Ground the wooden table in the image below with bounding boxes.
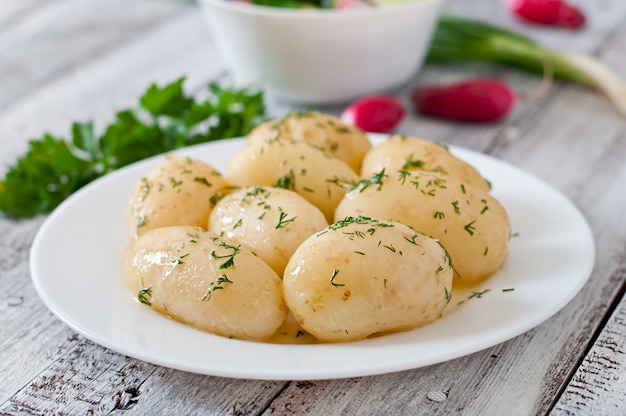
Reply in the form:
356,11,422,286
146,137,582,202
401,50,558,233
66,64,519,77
1,0,625,414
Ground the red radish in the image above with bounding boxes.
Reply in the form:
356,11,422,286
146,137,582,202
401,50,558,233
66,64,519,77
341,95,405,133
510,0,585,29
411,78,516,123
335,0,372,10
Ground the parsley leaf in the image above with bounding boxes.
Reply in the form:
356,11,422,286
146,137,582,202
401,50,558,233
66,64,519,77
0,77,266,217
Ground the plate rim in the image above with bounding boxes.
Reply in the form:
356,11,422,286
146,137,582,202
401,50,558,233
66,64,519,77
29,135,596,380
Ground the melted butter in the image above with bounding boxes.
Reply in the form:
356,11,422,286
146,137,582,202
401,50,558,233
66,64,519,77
451,274,492,292
443,274,497,318
267,275,496,344
134,275,494,345
267,315,318,345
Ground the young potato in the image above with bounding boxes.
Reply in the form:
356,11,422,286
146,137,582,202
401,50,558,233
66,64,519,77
209,186,328,276
123,226,288,341
361,135,491,191
335,170,510,283
225,138,359,222
126,154,228,239
246,111,372,173
283,216,453,343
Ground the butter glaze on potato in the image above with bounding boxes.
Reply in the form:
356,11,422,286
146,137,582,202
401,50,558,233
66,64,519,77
283,216,453,342
209,186,328,275
335,170,510,283
123,226,288,341
225,138,359,222
122,112,512,344
247,111,372,173
361,135,491,191
126,154,228,239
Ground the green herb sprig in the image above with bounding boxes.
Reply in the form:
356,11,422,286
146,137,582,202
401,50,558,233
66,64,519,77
427,14,626,117
0,77,266,217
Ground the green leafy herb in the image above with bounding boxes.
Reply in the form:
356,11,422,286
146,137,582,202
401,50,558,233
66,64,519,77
330,268,344,287
427,14,626,116
401,157,425,170
0,77,266,217
275,169,296,191
210,241,242,269
138,287,153,306
468,289,491,299
351,169,387,193
276,210,296,229
194,177,212,187
464,220,476,236
252,0,334,9
201,273,234,302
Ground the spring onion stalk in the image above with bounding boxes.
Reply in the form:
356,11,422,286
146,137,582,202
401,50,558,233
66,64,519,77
427,14,626,117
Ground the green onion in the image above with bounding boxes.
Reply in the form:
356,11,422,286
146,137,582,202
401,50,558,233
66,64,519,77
427,14,626,117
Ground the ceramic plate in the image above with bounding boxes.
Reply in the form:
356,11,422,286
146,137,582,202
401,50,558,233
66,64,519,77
30,136,595,380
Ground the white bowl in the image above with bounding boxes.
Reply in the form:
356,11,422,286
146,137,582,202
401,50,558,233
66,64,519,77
199,0,446,105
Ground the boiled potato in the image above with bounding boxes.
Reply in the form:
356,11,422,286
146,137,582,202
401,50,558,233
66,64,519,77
247,111,371,173
361,135,490,191
126,154,228,239
283,216,453,342
123,226,288,341
335,170,510,283
226,138,359,222
209,186,328,275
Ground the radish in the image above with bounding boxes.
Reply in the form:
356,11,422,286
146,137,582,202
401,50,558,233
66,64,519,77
335,0,372,10
509,0,585,29
341,95,405,133
411,78,516,123
429,15,626,117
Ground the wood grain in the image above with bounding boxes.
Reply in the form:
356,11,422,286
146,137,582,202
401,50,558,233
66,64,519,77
551,286,626,415
0,0,223,170
1,336,288,415
1,0,626,414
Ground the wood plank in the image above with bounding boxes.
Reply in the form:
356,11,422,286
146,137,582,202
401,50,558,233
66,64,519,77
0,0,188,112
116,370,287,416
0,0,218,405
551,289,626,415
0,338,155,415
0,0,51,27
0,336,288,415
1,0,626,413
262,0,626,414
448,0,626,52
547,23,626,410
0,217,77,403
0,0,225,171
0,1,291,411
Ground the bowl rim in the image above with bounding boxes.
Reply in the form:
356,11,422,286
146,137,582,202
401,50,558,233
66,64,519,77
198,0,446,19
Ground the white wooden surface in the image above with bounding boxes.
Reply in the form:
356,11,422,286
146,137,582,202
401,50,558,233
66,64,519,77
1,0,625,414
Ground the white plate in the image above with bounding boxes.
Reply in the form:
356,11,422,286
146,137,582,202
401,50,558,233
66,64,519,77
30,135,595,380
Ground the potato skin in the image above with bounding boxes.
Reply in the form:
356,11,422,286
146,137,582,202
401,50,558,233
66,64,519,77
335,170,510,283
226,138,359,222
209,186,328,275
126,155,228,239
123,226,288,341
122,115,509,344
361,135,490,191
283,216,453,342
247,111,372,173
